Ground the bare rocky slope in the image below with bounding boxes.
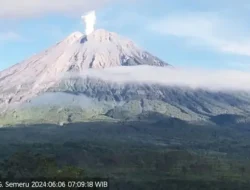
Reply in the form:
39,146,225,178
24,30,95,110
0,29,167,111
0,29,250,126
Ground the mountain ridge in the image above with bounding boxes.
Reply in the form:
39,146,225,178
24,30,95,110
1,29,250,126
0,29,169,110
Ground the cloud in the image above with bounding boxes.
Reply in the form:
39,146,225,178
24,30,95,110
61,65,250,92
149,12,250,56
0,0,115,19
0,32,23,42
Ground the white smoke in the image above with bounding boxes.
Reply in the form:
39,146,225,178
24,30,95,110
81,11,96,35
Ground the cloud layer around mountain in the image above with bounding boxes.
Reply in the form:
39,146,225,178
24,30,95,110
63,65,250,92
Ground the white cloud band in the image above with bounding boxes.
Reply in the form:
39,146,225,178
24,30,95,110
0,0,113,19
149,12,250,57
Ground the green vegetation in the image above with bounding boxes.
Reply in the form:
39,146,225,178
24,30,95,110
1,120,250,189
0,105,115,126
0,98,209,126
0,152,84,179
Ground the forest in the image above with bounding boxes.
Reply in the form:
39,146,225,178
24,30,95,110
1,119,250,189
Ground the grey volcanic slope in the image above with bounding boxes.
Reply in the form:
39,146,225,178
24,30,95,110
52,77,250,120
0,29,250,125
0,29,169,112
2,74,250,125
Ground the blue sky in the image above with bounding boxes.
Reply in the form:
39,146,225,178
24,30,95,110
1,0,250,71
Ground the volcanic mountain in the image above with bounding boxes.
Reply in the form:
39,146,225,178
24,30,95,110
0,29,167,107
0,29,250,125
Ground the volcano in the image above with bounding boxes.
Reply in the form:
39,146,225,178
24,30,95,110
0,29,250,126
0,29,168,109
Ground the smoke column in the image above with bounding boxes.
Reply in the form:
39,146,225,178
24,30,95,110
81,11,96,35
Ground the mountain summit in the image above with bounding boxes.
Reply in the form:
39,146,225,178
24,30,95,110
65,29,168,70
0,29,168,111
0,29,168,90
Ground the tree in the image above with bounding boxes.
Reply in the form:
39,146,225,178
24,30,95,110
181,166,188,176
239,166,246,176
0,152,84,179
57,166,84,178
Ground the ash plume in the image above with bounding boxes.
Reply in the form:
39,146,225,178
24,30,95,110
81,11,96,35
